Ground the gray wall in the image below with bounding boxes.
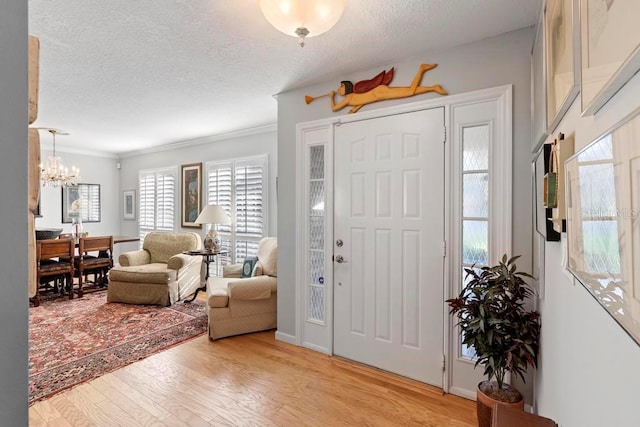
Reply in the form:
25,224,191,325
36,150,120,240
276,26,534,392
118,129,278,249
0,0,28,424
535,73,640,426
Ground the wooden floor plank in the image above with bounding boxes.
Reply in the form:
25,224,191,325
30,331,476,426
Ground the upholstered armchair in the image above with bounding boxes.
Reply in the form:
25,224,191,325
107,231,202,306
206,237,277,340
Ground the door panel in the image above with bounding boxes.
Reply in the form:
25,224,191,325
333,107,445,386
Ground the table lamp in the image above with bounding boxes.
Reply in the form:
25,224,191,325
194,205,231,251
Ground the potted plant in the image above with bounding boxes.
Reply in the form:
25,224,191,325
446,255,540,427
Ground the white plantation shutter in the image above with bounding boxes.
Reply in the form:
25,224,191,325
207,164,233,234
77,184,100,222
206,156,268,274
139,168,176,242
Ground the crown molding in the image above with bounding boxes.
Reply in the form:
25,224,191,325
39,142,119,159
118,123,277,159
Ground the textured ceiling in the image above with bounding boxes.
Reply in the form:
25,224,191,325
29,0,541,155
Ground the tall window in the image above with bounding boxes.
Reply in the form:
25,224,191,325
139,168,177,242
206,156,267,273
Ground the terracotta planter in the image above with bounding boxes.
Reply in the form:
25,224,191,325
476,380,524,427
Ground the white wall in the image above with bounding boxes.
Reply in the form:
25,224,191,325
276,27,535,396
0,0,28,423
36,149,120,238
535,73,640,427
117,128,278,252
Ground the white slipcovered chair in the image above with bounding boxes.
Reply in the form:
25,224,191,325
206,237,277,340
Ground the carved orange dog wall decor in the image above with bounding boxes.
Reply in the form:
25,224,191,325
305,63,447,113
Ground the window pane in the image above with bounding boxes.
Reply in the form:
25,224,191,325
235,239,260,261
310,181,324,215
582,221,621,274
235,165,264,236
310,217,324,250
309,250,324,285
463,220,488,265
310,145,324,180
309,285,325,322
463,125,489,171
463,173,489,218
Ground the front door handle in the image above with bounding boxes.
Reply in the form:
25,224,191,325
335,255,348,263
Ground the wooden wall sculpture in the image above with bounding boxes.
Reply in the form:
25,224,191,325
305,63,447,114
28,35,40,301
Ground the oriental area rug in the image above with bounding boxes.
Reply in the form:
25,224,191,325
29,291,207,404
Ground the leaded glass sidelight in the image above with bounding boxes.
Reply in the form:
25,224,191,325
460,124,490,360
308,145,325,322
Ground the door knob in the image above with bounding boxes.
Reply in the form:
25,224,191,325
335,255,348,263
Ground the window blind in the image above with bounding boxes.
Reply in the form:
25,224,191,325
206,156,267,273
139,168,176,242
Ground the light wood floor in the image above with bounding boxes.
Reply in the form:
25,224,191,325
31,287,475,426
29,329,476,426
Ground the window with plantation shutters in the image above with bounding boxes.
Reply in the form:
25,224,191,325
138,168,177,243
206,156,268,275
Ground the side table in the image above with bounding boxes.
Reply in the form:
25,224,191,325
183,249,225,303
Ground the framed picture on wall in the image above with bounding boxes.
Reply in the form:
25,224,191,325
565,107,640,346
123,190,135,220
61,183,101,223
544,0,580,133
531,4,547,153
181,163,202,228
580,0,640,115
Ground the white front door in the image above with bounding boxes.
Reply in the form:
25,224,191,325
333,107,445,386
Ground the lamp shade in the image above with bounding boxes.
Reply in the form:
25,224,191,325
194,205,231,225
259,0,345,42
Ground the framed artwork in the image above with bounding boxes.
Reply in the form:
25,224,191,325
565,107,640,346
531,4,547,153
123,190,135,220
533,144,561,241
61,183,101,223
581,0,640,115
544,0,580,133
181,163,202,228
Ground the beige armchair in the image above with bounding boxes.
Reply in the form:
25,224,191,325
207,237,277,340
107,231,202,306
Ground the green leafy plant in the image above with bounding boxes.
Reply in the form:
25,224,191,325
446,255,540,392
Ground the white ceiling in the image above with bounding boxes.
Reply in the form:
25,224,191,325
29,0,541,155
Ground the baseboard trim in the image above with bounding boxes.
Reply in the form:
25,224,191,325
449,386,476,401
302,341,330,355
275,330,297,345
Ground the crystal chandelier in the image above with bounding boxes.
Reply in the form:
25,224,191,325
40,129,80,187
259,0,346,47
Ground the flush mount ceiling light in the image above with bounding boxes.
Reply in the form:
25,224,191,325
259,0,346,47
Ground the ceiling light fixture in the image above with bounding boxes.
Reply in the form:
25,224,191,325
40,129,80,187
259,0,346,47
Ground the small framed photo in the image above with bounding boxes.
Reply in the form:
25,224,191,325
123,190,135,220
181,163,202,228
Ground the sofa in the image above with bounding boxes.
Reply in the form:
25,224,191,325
206,237,277,340
107,231,202,306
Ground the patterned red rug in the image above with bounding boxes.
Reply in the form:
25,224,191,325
29,291,207,404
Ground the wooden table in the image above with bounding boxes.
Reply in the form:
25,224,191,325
112,235,140,244
182,249,226,303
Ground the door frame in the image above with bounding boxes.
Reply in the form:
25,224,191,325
294,84,513,395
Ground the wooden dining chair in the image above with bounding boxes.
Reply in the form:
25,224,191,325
74,236,113,297
34,238,75,306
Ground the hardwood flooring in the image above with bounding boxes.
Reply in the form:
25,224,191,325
29,330,476,426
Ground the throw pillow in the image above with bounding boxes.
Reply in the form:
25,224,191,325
242,256,258,278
